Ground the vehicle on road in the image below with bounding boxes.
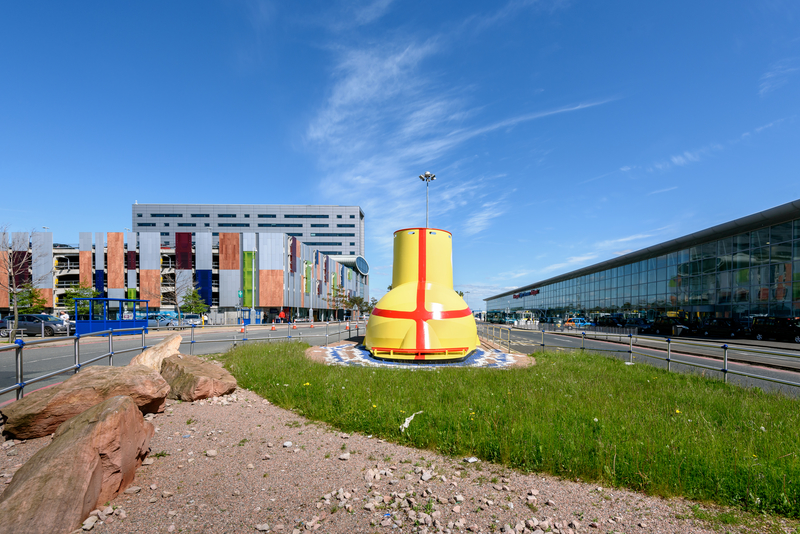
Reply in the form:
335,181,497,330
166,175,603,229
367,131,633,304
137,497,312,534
693,318,744,338
624,318,651,331
750,316,800,343
0,314,69,337
564,318,593,329
649,316,691,336
596,315,624,327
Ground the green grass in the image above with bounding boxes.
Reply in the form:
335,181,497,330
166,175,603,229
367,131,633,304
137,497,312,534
220,341,800,518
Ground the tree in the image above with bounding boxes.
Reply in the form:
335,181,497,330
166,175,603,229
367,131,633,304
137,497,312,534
180,288,209,315
61,284,100,316
456,290,464,297
1,227,53,340
158,272,202,325
15,283,46,313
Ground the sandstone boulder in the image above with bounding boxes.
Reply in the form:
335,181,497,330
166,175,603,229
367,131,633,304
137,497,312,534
0,395,154,534
0,365,169,440
160,354,237,401
128,333,182,371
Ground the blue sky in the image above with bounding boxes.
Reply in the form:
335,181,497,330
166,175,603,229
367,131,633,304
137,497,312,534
2,1,799,308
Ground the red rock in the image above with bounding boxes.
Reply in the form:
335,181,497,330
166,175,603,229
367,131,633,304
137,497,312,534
160,354,237,401
0,365,169,440
0,395,154,534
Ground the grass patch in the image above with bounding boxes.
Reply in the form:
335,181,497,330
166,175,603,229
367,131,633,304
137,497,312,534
221,341,800,518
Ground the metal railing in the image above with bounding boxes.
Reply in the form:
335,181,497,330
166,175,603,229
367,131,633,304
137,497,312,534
498,325,800,390
479,324,512,353
1,320,366,401
150,319,367,355
0,327,149,400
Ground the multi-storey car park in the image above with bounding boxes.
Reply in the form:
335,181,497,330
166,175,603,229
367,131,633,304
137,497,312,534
1,230,369,324
485,199,800,325
132,203,365,258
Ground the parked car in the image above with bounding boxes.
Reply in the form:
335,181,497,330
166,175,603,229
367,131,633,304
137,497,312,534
624,317,651,330
168,314,202,327
649,317,691,336
564,318,593,329
596,316,624,327
0,314,69,337
693,318,744,338
750,316,800,343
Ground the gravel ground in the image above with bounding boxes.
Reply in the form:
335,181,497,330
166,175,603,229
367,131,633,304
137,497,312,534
1,367,795,534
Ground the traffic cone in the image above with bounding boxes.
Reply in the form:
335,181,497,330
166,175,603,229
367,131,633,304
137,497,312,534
345,325,350,331
271,324,276,331
240,326,245,333
292,324,297,330
310,323,314,328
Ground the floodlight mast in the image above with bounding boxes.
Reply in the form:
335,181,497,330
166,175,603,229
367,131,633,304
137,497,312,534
419,171,436,228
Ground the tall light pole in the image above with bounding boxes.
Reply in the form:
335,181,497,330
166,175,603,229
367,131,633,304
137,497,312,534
419,171,436,228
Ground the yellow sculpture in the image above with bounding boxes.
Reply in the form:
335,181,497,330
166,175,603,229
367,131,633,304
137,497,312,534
365,228,478,361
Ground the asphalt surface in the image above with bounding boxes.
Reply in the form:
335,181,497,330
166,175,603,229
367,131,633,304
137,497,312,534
0,322,360,405
485,324,800,397
3,320,800,404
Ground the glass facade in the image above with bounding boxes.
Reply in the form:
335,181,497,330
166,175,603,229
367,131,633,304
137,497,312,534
487,217,800,323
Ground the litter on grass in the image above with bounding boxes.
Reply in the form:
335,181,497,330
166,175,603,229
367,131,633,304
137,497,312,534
399,411,424,433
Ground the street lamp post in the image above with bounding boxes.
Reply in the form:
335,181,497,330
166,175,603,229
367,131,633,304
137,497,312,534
418,171,436,228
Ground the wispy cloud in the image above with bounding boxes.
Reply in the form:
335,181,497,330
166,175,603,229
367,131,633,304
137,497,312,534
306,35,612,256
759,58,799,96
647,186,678,195
594,233,654,248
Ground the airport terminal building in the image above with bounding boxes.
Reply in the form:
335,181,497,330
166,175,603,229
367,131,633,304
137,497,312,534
486,199,800,323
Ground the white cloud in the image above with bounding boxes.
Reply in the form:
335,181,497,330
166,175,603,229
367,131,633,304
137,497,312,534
619,166,631,171
759,58,799,97
646,186,678,196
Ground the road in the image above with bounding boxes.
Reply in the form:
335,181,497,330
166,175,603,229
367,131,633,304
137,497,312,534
0,322,359,404
489,325,800,397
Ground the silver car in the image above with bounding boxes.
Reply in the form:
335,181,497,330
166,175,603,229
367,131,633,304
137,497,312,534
0,314,69,337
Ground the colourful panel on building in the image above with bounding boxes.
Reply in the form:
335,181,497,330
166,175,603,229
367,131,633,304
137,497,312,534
175,232,193,270
259,270,283,307
196,270,212,305
0,247,7,308
140,270,161,307
79,251,93,287
107,232,124,289
243,251,255,308
219,233,240,271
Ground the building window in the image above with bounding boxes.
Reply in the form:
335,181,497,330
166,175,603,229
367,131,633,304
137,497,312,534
311,224,329,227
258,223,303,227
257,214,276,218
137,213,143,217
350,242,355,246
350,251,355,255
164,223,169,227
212,232,219,236
161,232,170,236
151,213,183,217
244,214,250,218
190,214,210,218
137,223,156,227
218,214,236,218
303,242,342,246
287,233,303,237
177,223,196,227
309,233,355,237
350,215,355,218
218,223,250,227
285,214,329,218
337,224,355,227
336,215,342,219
